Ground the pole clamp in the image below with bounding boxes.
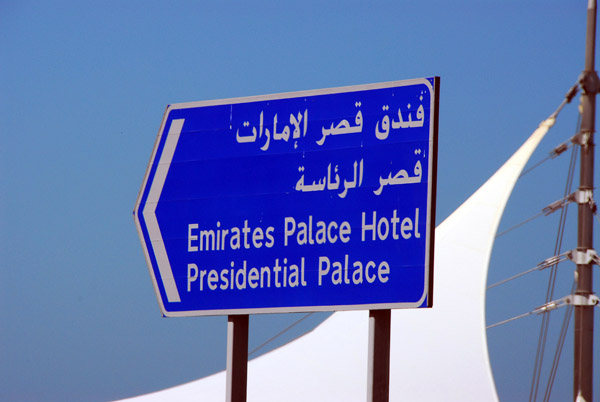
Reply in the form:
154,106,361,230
567,249,600,265
579,70,600,95
573,189,594,204
565,294,600,307
572,131,593,147
571,189,597,214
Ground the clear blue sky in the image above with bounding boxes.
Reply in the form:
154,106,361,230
1,1,597,401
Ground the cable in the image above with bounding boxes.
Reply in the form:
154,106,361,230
520,156,553,178
487,252,570,290
529,123,579,402
519,141,572,178
496,211,545,238
497,190,580,239
487,311,535,329
519,80,578,179
248,313,315,357
542,115,582,400
530,145,576,402
487,298,567,329
542,282,576,402
487,266,543,290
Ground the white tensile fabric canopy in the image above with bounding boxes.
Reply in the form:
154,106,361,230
119,118,554,402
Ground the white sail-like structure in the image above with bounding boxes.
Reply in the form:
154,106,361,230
119,118,555,402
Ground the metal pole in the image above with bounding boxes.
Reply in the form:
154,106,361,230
226,314,249,402
367,309,391,402
575,1,597,400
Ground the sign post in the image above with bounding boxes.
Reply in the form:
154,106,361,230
368,309,391,402
226,314,249,402
134,77,439,400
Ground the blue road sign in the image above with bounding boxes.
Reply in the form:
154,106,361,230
134,78,439,317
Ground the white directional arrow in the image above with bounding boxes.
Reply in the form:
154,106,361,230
136,118,185,304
